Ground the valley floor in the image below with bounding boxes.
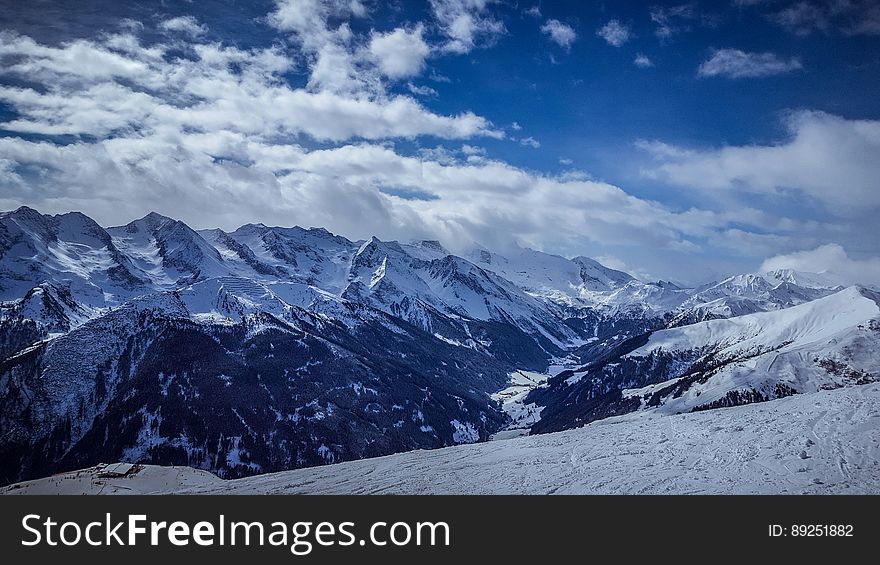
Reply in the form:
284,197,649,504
5,384,880,495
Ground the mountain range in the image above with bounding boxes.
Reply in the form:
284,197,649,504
1,206,876,485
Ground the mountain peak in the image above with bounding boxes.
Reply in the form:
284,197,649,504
10,205,43,218
3,206,54,230
139,211,175,226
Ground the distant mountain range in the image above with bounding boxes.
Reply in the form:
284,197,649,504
1,206,876,485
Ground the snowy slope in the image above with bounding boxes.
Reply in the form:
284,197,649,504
6,383,879,495
462,243,838,326
672,271,841,323
466,244,634,305
217,223,358,292
0,207,145,305
489,367,563,440
0,283,95,333
343,237,583,348
637,285,876,356
626,286,880,414
531,286,880,434
107,212,231,286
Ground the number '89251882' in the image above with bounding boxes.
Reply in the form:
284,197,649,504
791,524,853,537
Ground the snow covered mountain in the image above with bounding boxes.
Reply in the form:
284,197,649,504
1,205,877,486
530,286,880,433
107,212,232,286
0,207,146,306
669,271,842,326
465,244,634,304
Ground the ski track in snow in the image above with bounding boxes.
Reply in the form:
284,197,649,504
6,384,879,495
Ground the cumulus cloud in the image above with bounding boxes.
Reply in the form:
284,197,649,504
519,136,540,148
369,25,431,79
596,20,631,47
638,111,880,217
269,0,367,43
429,0,505,54
158,16,207,37
0,31,499,141
541,19,577,49
698,48,802,78
268,0,372,94
761,244,880,286
634,53,654,67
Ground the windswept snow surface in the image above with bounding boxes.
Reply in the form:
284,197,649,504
6,383,880,495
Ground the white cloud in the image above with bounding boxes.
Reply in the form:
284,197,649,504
770,0,880,36
429,0,505,54
461,144,486,156
634,53,654,68
519,136,540,148
269,0,367,46
559,157,573,165
650,3,698,38
119,19,145,33
407,82,438,96
0,32,155,82
638,111,880,217
541,19,577,49
0,31,501,142
698,48,802,78
596,20,631,47
268,0,370,94
524,5,541,18
369,25,431,79
761,244,880,286
158,16,207,37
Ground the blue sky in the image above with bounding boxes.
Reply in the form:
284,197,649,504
1,0,879,284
